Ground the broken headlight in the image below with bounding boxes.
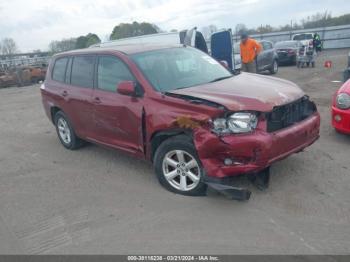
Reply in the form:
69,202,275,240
336,93,350,109
212,112,258,134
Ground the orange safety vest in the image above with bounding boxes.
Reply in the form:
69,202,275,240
240,38,262,64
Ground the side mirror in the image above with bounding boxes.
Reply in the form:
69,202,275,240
117,81,136,96
220,60,229,69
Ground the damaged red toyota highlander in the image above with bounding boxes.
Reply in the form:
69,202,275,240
41,44,320,197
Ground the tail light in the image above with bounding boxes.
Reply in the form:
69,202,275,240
288,49,295,54
309,40,313,47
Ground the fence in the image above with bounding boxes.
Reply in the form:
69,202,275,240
0,56,50,70
232,24,350,49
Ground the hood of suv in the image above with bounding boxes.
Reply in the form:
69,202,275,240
168,73,305,112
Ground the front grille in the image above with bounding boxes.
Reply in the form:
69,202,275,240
266,96,317,132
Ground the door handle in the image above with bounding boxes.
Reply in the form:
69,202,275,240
61,91,68,97
94,97,101,104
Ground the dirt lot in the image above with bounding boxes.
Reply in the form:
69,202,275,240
0,49,349,255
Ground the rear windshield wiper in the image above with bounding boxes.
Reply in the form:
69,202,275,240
209,75,233,83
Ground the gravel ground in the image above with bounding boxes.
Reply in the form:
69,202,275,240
0,49,349,255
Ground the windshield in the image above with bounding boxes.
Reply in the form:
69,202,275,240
293,34,313,41
131,47,232,92
275,41,298,48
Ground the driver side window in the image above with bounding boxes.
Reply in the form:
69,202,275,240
97,56,134,92
262,42,272,50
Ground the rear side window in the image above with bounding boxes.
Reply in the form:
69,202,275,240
52,57,68,82
97,56,134,92
71,56,95,88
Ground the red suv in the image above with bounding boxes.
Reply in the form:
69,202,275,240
41,44,320,196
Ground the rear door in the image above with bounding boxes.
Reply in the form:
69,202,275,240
50,55,95,139
210,30,234,70
66,55,96,138
180,28,196,46
91,54,144,155
179,28,208,54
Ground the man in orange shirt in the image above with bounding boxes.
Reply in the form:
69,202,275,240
240,33,262,73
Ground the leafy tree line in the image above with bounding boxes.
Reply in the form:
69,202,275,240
48,22,160,54
48,33,101,54
235,11,350,35
110,22,160,40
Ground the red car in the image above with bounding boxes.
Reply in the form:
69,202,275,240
41,44,320,196
332,79,350,134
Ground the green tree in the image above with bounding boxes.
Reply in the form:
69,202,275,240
75,36,88,49
110,22,159,40
85,33,101,47
75,33,101,49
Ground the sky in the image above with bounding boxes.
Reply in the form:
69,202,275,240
0,0,349,52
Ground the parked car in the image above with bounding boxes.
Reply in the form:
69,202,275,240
0,67,33,87
256,40,279,74
292,33,314,48
0,70,16,88
275,40,301,65
230,40,278,74
41,44,320,196
332,79,350,134
27,65,47,83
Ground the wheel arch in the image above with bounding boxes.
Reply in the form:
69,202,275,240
50,106,62,124
150,129,193,162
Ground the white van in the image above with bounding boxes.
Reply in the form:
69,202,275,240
93,28,241,72
292,33,314,48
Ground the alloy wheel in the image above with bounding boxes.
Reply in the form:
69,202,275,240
162,150,201,191
57,118,71,144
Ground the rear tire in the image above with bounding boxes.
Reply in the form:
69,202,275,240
54,111,84,150
153,135,207,196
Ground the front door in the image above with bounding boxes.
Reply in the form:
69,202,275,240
210,30,234,70
91,55,144,155
257,41,273,71
256,41,267,71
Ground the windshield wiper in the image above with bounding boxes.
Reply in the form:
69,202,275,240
209,75,233,83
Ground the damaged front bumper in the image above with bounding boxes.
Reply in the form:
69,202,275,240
194,112,320,179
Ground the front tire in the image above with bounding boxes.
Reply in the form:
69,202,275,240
153,135,207,196
269,60,278,74
54,111,84,150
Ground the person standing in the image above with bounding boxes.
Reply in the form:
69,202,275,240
313,33,322,53
240,33,262,73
